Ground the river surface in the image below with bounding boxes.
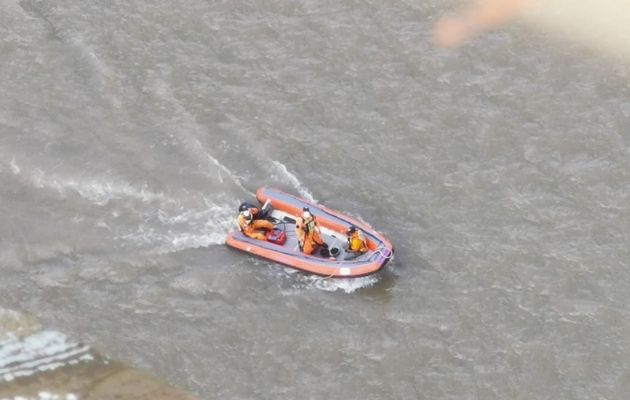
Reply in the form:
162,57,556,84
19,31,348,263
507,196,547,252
2,1,630,399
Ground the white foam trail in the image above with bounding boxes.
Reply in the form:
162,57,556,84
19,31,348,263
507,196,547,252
118,225,227,253
179,127,249,193
1,393,78,400
55,26,122,110
278,271,380,293
9,157,176,206
0,331,93,383
48,176,168,206
10,158,20,174
117,201,236,253
66,34,116,97
270,161,316,202
310,275,380,293
148,79,251,196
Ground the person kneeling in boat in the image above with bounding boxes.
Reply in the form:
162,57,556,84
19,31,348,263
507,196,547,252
344,225,368,260
296,207,328,256
238,203,274,240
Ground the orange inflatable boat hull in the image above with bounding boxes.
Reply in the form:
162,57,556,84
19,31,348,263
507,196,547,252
225,187,394,278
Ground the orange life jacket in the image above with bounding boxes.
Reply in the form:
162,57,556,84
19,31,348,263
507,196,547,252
238,207,260,234
348,230,368,252
295,215,323,251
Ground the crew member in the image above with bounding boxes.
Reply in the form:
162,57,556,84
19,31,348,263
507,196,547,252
237,202,274,240
344,225,368,260
295,207,327,255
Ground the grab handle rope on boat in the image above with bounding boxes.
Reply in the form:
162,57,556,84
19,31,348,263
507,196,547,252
372,247,393,260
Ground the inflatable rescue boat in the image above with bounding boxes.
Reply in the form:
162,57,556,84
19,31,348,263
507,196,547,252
225,187,394,277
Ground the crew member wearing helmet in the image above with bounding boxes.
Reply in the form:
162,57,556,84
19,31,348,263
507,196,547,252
344,225,368,260
237,202,274,240
295,207,327,255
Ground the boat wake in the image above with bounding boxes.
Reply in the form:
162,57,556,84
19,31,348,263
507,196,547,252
309,275,380,293
117,201,236,254
8,157,176,206
277,268,380,293
6,157,237,255
269,161,316,203
144,76,252,197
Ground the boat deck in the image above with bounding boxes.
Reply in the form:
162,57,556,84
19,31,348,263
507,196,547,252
267,210,369,261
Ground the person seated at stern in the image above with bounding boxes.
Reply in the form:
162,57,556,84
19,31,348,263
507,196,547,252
237,202,274,240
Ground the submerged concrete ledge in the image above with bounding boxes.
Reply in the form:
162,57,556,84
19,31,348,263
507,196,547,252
0,308,197,400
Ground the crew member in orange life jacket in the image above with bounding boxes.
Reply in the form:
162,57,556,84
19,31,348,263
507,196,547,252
344,225,368,260
295,207,327,255
237,202,274,240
